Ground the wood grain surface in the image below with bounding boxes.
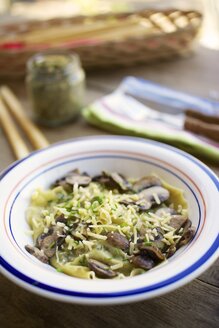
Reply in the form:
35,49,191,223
0,46,218,328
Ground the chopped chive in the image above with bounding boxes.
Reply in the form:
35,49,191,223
49,241,56,249
144,241,152,246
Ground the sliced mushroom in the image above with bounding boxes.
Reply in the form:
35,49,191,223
55,214,67,224
55,169,91,188
182,219,192,232
119,186,169,211
133,175,162,192
139,225,147,237
152,227,167,251
53,177,72,192
136,202,151,211
70,221,88,240
110,172,132,191
136,237,144,245
37,234,57,257
65,169,91,186
25,245,48,264
137,226,166,250
93,171,131,192
155,207,176,217
92,172,116,188
37,226,65,258
131,255,155,270
166,244,177,258
139,186,170,204
107,232,129,251
92,174,111,185
87,259,117,278
177,228,195,248
37,229,52,248
136,186,170,210
169,215,188,231
119,200,136,206
138,245,165,261
69,222,79,232
152,239,166,251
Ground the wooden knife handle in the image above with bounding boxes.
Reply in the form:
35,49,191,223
185,109,219,125
184,116,219,142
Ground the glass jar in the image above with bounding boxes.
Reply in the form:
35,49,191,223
26,51,85,126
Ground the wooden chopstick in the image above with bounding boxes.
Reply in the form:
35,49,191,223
0,86,49,149
0,97,29,159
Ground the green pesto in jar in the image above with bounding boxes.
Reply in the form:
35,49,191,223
26,52,85,126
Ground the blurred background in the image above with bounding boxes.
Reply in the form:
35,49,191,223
0,0,219,81
1,0,219,164
0,0,219,50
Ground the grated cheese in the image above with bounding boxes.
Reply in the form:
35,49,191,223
153,192,161,205
27,172,189,280
110,262,124,270
87,231,107,240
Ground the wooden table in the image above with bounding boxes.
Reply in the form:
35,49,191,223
0,46,218,328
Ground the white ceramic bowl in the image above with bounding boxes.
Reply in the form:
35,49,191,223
0,136,218,305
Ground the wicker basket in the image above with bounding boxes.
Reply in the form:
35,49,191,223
0,9,202,78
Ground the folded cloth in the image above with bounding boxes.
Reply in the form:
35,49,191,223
83,77,219,164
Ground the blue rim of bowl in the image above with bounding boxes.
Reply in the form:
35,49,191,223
0,136,219,300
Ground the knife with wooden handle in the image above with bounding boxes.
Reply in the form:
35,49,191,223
185,109,219,125
184,109,219,142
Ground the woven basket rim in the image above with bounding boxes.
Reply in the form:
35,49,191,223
0,8,202,30
0,8,202,55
